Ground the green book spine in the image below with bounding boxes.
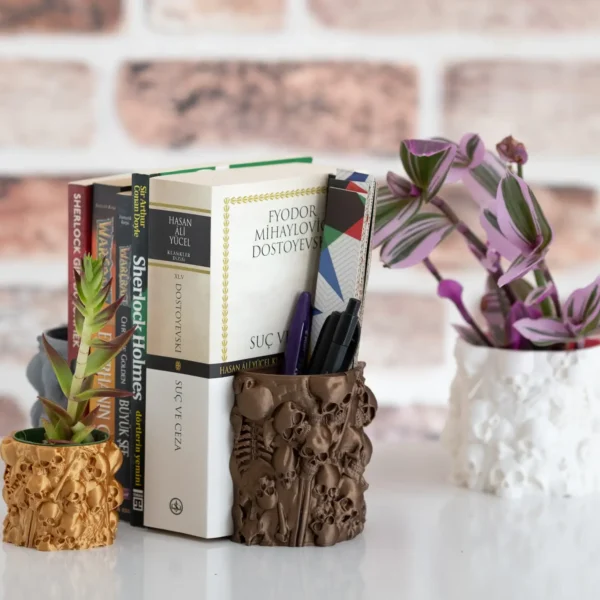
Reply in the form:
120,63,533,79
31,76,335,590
130,174,149,527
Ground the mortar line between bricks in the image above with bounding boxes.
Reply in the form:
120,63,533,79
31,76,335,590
1,34,600,62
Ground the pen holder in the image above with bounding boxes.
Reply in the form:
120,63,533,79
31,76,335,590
229,362,377,547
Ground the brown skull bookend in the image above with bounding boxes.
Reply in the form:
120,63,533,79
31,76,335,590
230,362,377,547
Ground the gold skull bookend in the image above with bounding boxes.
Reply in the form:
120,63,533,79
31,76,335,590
1,428,123,551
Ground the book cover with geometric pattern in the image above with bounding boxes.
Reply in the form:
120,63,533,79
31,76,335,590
309,171,377,356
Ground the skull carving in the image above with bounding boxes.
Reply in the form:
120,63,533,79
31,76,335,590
300,423,332,476
33,447,55,476
57,512,83,540
86,482,107,515
59,479,85,515
337,426,365,481
47,454,66,479
34,534,53,552
255,475,278,511
25,474,51,506
335,476,362,526
311,514,339,547
37,501,61,529
107,482,124,512
83,454,109,482
309,375,351,414
355,385,378,428
273,402,310,446
313,464,340,504
235,377,274,422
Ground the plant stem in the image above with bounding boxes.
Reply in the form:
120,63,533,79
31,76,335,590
423,258,442,282
517,164,523,178
430,195,518,305
423,258,493,347
430,196,487,256
67,320,91,421
533,269,555,317
540,261,562,318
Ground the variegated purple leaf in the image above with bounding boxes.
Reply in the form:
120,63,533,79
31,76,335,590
399,139,457,202
563,277,600,333
512,317,574,346
373,195,422,248
446,133,486,183
386,171,414,198
462,151,506,210
453,324,486,347
498,252,545,287
496,172,553,254
381,213,454,268
525,283,555,307
480,209,521,261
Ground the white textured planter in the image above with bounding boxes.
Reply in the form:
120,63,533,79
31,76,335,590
441,338,600,498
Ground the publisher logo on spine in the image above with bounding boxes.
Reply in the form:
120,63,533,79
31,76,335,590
169,497,183,515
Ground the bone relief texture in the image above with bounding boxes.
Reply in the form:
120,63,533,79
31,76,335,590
2,433,124,550
230,363,377,547
442,339,600,498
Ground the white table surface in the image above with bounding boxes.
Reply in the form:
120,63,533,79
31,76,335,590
2,440,600,600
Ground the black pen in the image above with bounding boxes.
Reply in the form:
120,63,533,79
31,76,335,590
307,312,341,375
320,298,361,375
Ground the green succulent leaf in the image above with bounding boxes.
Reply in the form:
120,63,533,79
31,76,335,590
74,296,87,318
75,307,85,338
39,396,74,427
42,335,73,398
41,418,58,440
80,406,100,427
74,270,88,303
71,423,95,444
90,281,112,312
91,297,124,330
84,327,137,378
75,388,133,402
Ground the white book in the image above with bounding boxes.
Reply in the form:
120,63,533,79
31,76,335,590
144,162,334,538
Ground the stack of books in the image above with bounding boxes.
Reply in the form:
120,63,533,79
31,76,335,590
67,157,376,538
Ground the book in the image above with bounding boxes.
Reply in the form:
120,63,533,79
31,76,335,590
130,157,314,529
116,190,134,519
309,171,377,356
144,161,333,538
91,182,132,520
67,175,130,364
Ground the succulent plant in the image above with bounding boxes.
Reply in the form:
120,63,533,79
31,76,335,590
40,255,135,443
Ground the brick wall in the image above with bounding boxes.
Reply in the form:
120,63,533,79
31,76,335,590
1,0,599,439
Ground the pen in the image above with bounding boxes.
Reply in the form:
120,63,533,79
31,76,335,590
283,292,312,375
320,298,361,375
306,311,341,375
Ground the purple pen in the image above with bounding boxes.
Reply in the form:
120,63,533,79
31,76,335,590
283,292,312,375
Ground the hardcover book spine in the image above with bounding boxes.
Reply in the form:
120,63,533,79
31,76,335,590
116,195,133,520
67,183,92,364
90,187,117,442
130,174,149,527
145,183,213,538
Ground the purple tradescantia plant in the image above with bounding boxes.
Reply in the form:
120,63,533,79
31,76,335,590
375,132,600,352
514,278,600,346
400,139,457,202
